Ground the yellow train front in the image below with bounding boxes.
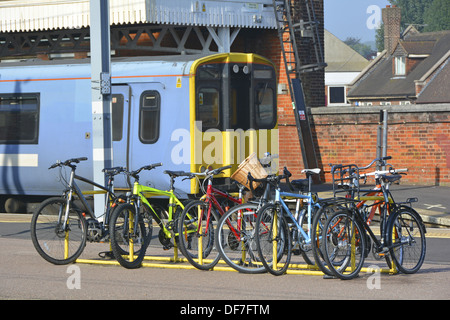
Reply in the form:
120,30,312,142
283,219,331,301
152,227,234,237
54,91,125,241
188,53,279,194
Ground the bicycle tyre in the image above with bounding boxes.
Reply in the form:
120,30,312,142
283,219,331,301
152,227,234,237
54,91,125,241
109,203,151,269
255,203,291,276
321,209,366,280
387,206,426,274
31,197,87,265
311,205,337,276
215,203,267,274
178,200,221,270
297,206,320,266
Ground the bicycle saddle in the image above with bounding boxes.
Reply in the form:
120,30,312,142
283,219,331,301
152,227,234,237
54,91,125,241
301,168,321,175
382,174,402,183
163,170,190,178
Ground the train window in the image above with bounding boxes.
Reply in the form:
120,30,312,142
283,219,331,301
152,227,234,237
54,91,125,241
254,69,272,79
197,87,220,130
197,64,221,80
0,93,39,144
139,91,160,144
255,83,276,129
112,94,124,141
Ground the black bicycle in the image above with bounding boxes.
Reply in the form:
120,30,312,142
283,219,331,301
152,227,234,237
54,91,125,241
321,157,427,280
30,157,136,265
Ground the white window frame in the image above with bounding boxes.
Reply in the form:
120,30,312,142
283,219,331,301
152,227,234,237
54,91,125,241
327,85,349,106
395,56,406,76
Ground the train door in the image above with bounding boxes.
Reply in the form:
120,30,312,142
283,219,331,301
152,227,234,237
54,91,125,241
111,85,130,188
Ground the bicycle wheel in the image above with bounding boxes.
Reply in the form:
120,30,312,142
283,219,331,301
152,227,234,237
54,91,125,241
255,203,291,276
311,204,338,276
31,197,87,265
109,203,151,269
387,207,426,274
215,203,266,274
322,209,366,280
297,206,319,266
178,200,221,270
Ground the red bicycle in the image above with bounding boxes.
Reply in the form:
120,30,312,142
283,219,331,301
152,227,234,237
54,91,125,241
177,165,244,270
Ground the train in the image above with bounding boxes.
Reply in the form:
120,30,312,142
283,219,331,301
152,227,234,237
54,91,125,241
0,52,279,212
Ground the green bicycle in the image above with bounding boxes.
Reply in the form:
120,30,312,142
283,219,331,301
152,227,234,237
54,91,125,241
109,163,190,269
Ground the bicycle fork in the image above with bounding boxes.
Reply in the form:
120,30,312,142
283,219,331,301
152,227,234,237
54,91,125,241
60,168,77,259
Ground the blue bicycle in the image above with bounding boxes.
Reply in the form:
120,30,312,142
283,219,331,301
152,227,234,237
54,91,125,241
254,167,324,275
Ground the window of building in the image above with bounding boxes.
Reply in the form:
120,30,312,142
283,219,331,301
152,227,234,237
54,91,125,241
395,56,406,76
328,86,346,105
139,91,160,144
0,93,40,144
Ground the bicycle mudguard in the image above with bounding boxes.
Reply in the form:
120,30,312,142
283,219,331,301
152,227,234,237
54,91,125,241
387,205,427,234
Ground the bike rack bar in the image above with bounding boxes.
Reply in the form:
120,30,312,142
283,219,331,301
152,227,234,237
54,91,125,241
75,253,398,275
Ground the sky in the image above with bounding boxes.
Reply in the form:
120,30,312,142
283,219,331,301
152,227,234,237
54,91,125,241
324,0,391,44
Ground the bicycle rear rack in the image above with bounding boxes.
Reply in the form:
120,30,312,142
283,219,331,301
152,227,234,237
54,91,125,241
331,164,361,200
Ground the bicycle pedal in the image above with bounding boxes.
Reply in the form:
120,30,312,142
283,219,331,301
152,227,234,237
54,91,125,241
292,249,301,255
98,251,115,259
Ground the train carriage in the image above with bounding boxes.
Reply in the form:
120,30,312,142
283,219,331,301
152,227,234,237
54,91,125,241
0,52,278,212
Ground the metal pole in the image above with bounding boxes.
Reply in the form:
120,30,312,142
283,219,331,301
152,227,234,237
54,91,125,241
382,110,388,170
90,0,113,219
376,110,383,170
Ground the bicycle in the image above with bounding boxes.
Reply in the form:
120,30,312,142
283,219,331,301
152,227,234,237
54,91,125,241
215,170,285,274
30,157,129,265
321,157,426,280
310,159,407,278
254,166,329,275
177,165,244,270
109,163,191,269
213,153,283,274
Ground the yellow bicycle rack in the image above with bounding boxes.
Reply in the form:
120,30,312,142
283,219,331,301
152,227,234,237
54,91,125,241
74,192,397,276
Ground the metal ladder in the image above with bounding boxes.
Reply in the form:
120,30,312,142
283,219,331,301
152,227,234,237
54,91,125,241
272,0,326,170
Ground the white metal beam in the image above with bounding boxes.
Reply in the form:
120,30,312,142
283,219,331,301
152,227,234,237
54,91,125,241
90,0,113,219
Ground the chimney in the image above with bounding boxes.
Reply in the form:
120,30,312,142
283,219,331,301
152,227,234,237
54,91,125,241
382,5,401,54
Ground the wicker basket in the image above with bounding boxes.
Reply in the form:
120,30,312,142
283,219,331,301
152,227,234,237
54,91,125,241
231,153,268,190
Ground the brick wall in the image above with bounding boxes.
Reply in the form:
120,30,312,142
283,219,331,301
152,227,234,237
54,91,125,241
309,104,450,186
242,2,448,187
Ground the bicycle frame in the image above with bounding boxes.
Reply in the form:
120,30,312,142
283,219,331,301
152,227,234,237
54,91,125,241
130,181,185,240
198,182,243,234
61,167,115,231
356,180,397,254
275,187,321,246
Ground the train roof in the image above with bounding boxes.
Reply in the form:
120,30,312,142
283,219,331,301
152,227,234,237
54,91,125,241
0,54,207,68
0,53,274,81
1,52,273,67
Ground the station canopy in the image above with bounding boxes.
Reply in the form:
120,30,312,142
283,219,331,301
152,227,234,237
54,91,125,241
0,0,278,32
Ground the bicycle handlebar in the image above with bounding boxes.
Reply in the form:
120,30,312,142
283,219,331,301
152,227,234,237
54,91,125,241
102,166,128,176
247,166,292,193
359,156,392,170
193,165,232,178
330,156,392,175
49,157,88,169
360,167,408,178
130,162,163,178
